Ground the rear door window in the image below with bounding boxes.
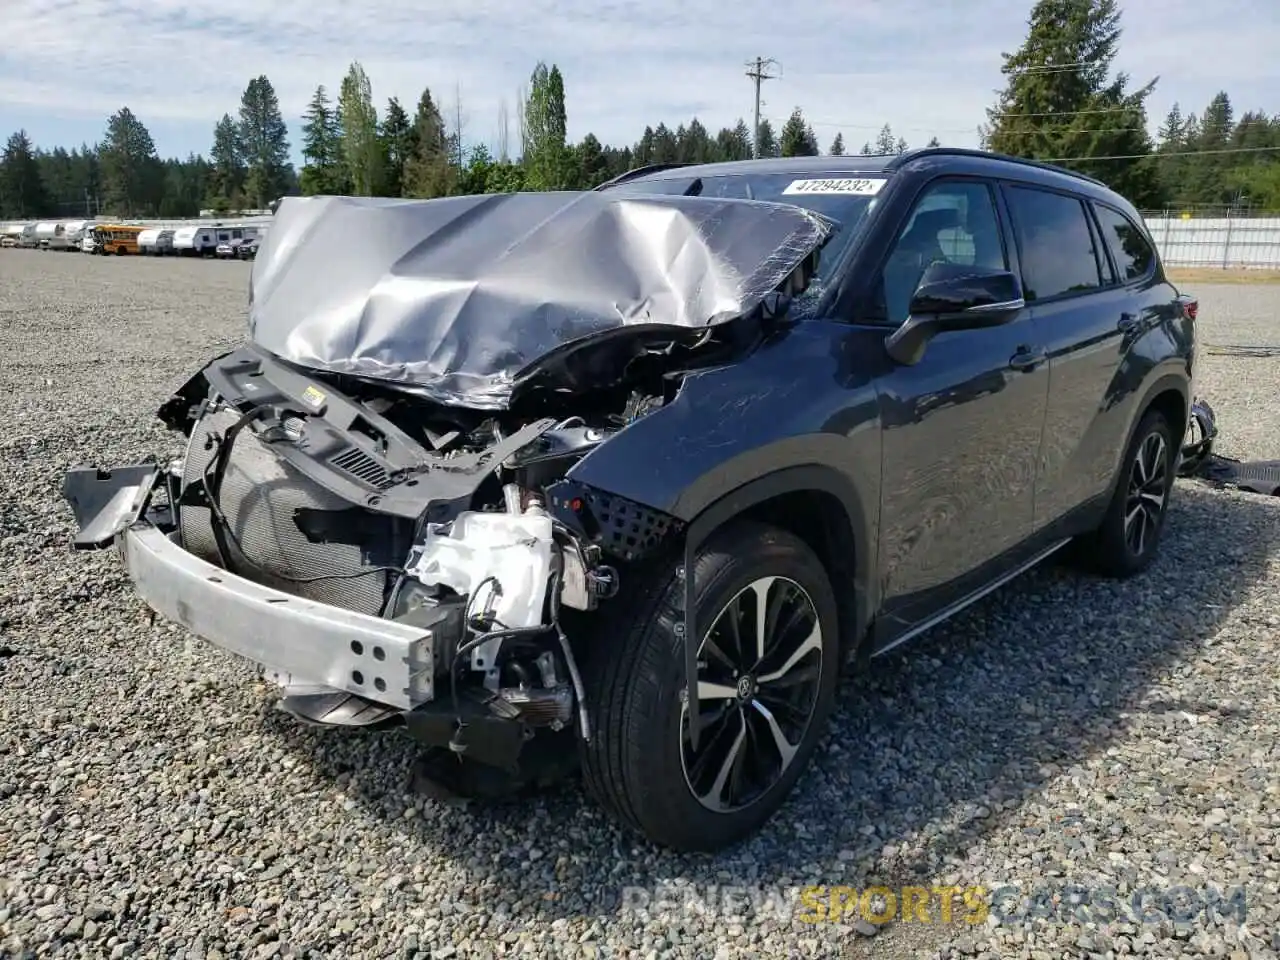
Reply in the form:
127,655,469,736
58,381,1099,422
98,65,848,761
1003,185,1104,301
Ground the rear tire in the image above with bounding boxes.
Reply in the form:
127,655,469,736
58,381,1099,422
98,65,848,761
1076,408,1176,578
579,520,840,852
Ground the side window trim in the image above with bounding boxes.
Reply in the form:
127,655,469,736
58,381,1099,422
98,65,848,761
1083,200,1117,287
1090,200,1158,286
997,180,1108,306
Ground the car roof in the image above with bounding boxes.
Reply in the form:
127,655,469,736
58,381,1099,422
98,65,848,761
631,155,897,180
604,147,1139,220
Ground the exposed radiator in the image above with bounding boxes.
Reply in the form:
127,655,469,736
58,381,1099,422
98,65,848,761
178,407,392,616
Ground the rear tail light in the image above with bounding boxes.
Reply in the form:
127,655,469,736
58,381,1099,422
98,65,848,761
1177,295,1198,321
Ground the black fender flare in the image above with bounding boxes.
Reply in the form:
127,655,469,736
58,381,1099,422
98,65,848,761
676,464,875,750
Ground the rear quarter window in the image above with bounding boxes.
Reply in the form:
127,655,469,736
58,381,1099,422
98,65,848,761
1093,204,1155,281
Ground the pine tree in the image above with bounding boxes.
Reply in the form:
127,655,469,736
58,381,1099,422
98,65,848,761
523,62,569,189
1185,92,1236,205
208,114,244,208
828,132,845,156
981,0,1161,206
0,130,50,217
651,123,679,163
576,133,609,187
874,124,898,155
715,121,753,161
633,126,656,166
404,86,452,198
679,118,714,164
926,136,942,148
300,86,345,195
1157,103,1185,150
238,75,291,209
780,108,819,157
755,119,778,158
338,62,381,196
100,107,163,216
379,97,412,197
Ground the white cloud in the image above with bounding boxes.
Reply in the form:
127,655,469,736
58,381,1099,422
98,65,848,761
2,0,1277,157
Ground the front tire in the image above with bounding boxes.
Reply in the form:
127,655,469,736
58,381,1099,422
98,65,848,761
1078,408,1176,578
580,520,840,852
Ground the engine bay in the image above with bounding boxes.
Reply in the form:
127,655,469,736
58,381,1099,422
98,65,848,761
143,333,723,758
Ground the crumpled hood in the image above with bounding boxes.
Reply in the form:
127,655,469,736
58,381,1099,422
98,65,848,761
248,191,835,409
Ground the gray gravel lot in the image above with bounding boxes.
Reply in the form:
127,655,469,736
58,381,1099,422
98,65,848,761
1,250,1278,960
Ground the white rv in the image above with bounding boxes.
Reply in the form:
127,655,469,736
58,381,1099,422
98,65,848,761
138,228,175,255
62,220,94,250
47,222,75,251
172,226,218,257
34,222,64,250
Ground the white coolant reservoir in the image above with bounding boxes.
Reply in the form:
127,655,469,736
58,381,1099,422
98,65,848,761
408,509,555,630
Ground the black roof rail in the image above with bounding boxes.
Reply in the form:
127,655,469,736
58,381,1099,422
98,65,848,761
593,163,692,191
886,146,1108,187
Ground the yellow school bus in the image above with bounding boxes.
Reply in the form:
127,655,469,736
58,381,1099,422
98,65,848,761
96,224,146,255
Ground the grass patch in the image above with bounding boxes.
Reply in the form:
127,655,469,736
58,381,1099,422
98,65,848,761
1166,267,1280,285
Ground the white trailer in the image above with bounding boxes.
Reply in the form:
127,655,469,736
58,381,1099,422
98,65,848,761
172,226,219,257
62,220,94,250
18,223,39,248
138,228,163,255
47,222,75,251
35,222,64,250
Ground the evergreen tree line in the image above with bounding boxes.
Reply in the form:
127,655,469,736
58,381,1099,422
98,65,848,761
0,60,930,221
3,1,1279,220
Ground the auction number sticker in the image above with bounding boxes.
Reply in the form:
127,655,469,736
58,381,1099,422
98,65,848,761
782,178,887,196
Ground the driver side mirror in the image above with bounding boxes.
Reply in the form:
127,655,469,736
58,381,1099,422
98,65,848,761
884,262,1025,365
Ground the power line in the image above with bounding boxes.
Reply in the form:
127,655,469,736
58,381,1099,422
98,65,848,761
786,118,1150,136
793,105,1154,135
997,106,1134,118
1046,145,1280,162
745,57,780,159
1006,62,1101,75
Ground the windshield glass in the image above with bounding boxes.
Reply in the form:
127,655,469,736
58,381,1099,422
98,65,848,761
605,171,885,317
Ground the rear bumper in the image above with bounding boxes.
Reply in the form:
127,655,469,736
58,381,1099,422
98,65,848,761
122,525,438,709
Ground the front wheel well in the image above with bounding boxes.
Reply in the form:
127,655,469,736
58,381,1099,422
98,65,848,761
737,490,862,662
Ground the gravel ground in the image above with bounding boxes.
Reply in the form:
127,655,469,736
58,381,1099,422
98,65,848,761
1,250,1278,960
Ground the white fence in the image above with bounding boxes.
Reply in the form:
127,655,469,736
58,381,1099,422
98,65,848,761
1141,214,1280,269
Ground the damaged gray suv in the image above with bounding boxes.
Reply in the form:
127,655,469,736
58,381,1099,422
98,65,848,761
63,148,1198,852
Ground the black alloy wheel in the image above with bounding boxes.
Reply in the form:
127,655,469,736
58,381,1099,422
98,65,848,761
1124,429,1170,557
579,520,840,852
681,575,824,813
1078,407,1176,578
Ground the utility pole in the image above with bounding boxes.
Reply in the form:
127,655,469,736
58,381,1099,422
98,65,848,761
744,57,779,158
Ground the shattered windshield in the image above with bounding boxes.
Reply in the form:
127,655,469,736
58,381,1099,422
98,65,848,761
605,171,886,316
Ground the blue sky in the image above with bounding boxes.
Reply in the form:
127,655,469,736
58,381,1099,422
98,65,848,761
3,0,1277,166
